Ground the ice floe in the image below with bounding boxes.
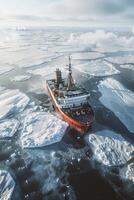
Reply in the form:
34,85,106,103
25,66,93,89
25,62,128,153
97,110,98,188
0,119,19,139
86,130,134,166
11,75,31,82
0,64,14,75
20,110,68,148
120,163,134,182
0,170,15,200
16,53,62,68
98,78,134,133
0,88,30,120
120,64,134,70
106,55,134,65
27,66,55,78
74,60,119,76
72,52,104,60
0,86,67,146
27,56,68,78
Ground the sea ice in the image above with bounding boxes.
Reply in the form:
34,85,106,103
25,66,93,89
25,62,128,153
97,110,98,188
120,64,134,70
98,78,134,133
27,56,68,78
72,52,104,60
73,60,119,76
11,75,31,82
27,66,55,78
106,55,134,65
86,130,134,166
0,119,19,139
16,52,62,68
20,110,68,148
0,64,14,75
120,163,134,182
0,88,30,120
0,170,15,200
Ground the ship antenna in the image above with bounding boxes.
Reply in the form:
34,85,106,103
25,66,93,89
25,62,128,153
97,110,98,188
69,55,72,75
67,55,74,90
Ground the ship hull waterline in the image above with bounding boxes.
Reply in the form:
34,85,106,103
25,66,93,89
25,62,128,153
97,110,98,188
46,83,93,134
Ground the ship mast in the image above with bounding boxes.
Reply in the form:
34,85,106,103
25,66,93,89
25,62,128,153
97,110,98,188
67,55,74,90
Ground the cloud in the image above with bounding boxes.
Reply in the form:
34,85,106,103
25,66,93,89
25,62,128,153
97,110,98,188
68,30,134,48
46,0,134,20
0,0,134,26
132,27,134,34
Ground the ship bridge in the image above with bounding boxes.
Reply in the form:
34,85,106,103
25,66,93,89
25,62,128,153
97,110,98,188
58,93,90,109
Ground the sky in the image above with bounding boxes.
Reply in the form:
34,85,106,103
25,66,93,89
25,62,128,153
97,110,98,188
0,0,134,27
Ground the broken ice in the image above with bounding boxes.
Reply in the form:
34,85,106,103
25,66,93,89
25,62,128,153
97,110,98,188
0,64,14,75
0,170,15,200
0,88,30,120
73,60,119,77
0,119,19,139
86,130,134,167
20,110,68,148
98,78,134,133
11,75,31,82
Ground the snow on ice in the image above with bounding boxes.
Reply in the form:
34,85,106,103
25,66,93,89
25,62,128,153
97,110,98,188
106,55,134,65
27,56,68,78
11,75,31,82
73,60,119,76
0,170,15,200
98,78,134,133
0,64,14,75
0,88,30,120
0,119,19,139
86,130,134,167
72,52,104,60
17,53,61,68
120,163,134,182
20,110,68,148
120,64,134,70
0,86,67,145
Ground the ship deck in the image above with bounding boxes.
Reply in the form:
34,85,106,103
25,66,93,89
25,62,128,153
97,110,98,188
62,103,93,124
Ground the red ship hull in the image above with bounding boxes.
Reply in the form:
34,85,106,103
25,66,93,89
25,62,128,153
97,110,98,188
46,83,93,134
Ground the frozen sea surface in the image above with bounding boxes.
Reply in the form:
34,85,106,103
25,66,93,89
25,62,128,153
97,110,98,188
120,64,134,70
0,119,19,139
106,55,134,65
72,52,104,60
98,78,134,133
27,56,68,78
0,87,68,146
0,64,14,75
20,110,68,148
73,60,119,77
120,163,134,182
86,130,134,167
11,75,31,82
0,170,15,200
0,88,30,120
